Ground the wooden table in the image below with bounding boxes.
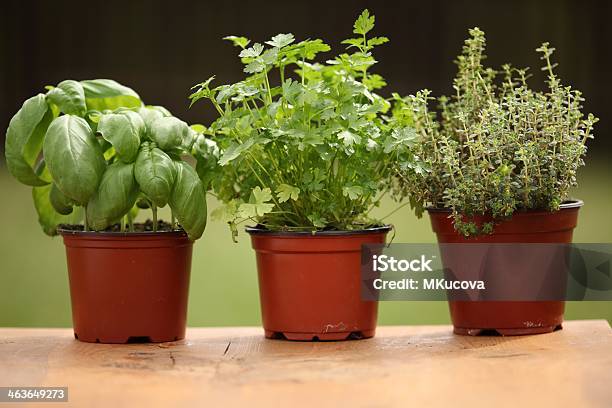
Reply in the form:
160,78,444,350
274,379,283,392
0,320,610,407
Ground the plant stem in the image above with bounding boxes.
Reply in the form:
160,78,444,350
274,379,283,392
83,205,89,232
152,205,158,232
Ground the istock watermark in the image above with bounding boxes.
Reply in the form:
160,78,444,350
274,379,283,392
372,254,434,272
361,243,612,301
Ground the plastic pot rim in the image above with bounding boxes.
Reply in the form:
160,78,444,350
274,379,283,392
57,227,188,239
245,225,392,237
426,199,584,214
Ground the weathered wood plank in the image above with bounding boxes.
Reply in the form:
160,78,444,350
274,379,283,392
0,321,610,407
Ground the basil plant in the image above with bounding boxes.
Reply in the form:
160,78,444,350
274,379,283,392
5,79,207,240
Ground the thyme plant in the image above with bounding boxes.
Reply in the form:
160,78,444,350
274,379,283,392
190,10,417,238
395,28,597,235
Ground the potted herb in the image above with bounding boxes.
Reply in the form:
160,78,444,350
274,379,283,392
5,79,208,343
395,28,597,335
190,10,416,340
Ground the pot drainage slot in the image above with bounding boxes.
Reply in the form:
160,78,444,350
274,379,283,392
268,332,287,340
127,336,152,344
347,331,366,340
479,329,502,337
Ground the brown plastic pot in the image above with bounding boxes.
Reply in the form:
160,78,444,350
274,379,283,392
428,200,583,336
59,229,193,343
247,226,391,341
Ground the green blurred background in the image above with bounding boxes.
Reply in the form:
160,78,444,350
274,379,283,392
1,160,610,327
1,0,611,327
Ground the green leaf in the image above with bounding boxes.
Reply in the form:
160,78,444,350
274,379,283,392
169,161,207,240
87,161,139,230
368,36,389,46
137,106,167,138
223,36,250,49
277,184,300,203
383,127,417,153
238,187,274,218
239,43,264,58
363,73,387,90
218,138,258,166
354,9,375,36
282,79,302,104
253,186,273,203
307,213,328,228
50,183,75,215
262,47,279,64
244,59,266,74
81,79,142,111
189,77,216,106
134,143,176,207
46,80,87,116
149,116,189,152
341,38,364,48
96,111,144,162
266,33,295,48
298,39,331,59
43,115,106,205
338,129,361,146
5,94,54,186
342,185,363,200
32,184,83,236
190,124,206,133
302,169,325,192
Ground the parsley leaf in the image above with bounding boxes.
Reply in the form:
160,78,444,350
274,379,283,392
239,43,264,58
238,187,274,218
342,185,363,200
338,130,361,146
277,184,300,202
266,33,295,48
223,36,250,49
353,9,375,36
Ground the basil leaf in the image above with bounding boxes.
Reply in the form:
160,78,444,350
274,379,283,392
149,116,189,152
97,111,144,163
46,80,86,116
87,161,139,230
32,184,83,236
169,161,207,240
81,79,142,111
137,106,171,140
5,94,54,186
134,143,176,207
49,183,75,215
43,115,106,205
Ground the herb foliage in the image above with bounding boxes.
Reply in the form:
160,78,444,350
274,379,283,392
190,10,416,238
394,28,597,235
5,79,208,240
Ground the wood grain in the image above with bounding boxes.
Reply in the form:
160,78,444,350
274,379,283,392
0,321,610,408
